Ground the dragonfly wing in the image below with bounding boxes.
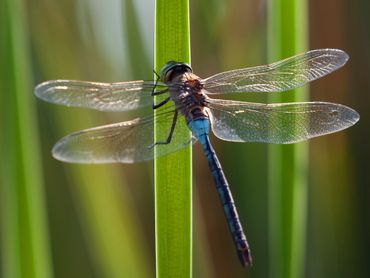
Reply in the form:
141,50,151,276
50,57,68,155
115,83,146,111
207,98,359,144
203,49,348,94
34,80,166,111
52,110,195,163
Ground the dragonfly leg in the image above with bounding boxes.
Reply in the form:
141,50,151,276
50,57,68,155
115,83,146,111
151,89,169,96
153,96,171,109
148,111,178,149
151,70,169,96
151,70,160,95
153,69,160,80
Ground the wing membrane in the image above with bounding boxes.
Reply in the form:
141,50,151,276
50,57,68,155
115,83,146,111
203,49,348,94
52,109,195,163
34,79,165,111
207,98,359,144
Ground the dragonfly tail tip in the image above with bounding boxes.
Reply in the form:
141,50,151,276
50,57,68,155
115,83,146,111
238,248,253,267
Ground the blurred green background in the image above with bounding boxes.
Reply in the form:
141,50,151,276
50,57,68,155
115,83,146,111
0,0,369,277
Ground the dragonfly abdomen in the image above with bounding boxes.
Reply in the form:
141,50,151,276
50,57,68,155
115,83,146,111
202,135,252,266
188,118,252,266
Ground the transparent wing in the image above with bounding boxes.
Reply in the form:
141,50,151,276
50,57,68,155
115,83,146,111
203,49,349,94
52,109,195,163
207,98,359,144
34,79,166,111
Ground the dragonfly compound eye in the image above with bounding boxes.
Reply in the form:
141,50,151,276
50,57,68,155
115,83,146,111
160,61,192,82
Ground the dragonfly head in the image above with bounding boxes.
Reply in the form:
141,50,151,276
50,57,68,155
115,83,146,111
160,61,192,83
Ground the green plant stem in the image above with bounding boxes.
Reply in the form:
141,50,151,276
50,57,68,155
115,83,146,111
267,0,308,277
154,0,192,277
0,0,53,277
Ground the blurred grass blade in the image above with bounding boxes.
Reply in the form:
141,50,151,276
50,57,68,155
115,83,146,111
154,0,192,277
35,1,152,275
65,164,151,278
0,0,54,277
124,0,151,78
267,0,308,277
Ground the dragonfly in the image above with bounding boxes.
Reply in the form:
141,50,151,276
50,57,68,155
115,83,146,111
35,48,359,266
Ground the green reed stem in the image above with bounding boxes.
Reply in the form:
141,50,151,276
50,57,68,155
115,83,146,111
154,0,192,277
267,0,308,277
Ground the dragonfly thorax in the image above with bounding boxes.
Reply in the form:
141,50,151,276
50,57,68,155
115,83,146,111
167,72,209,123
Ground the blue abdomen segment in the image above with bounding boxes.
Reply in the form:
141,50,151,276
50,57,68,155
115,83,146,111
188,119,252,266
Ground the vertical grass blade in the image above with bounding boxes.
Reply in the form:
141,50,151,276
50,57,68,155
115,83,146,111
267,0,308,277
154,1,192,277
0,0,53,277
